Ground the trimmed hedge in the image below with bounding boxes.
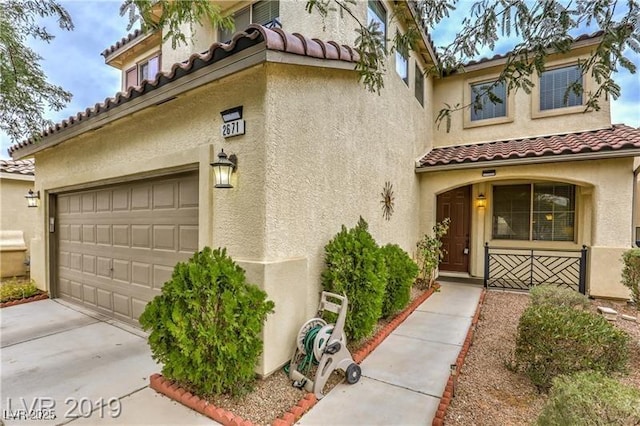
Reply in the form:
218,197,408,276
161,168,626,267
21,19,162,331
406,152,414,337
529,284,590,310
321,217,388,341
537,371,640,425
381,244,419,318
140,247,274,396
515,304,629,391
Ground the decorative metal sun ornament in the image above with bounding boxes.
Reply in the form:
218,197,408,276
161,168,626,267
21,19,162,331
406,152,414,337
381,181,395,221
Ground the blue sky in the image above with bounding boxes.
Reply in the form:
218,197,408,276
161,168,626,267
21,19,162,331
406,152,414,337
2,0,639,159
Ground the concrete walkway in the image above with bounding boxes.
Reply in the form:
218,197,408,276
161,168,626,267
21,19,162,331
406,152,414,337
298,281,483,426
1,300,214,426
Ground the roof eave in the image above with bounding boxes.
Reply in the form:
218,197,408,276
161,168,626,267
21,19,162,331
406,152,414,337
415,148,640,173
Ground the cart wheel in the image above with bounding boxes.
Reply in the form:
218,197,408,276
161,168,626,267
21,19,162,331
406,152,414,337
346,363,361,384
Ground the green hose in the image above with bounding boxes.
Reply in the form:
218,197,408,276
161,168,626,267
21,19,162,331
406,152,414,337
284,325,329,375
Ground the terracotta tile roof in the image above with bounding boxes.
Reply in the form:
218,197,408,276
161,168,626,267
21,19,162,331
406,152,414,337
9,25,360,157
0,159,35,175
101,29,145,58
462,31,604,68
417,125,640,169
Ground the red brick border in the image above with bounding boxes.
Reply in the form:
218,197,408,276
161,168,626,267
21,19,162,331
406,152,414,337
149,284,441,426
0,293,49,308
432,289,486,426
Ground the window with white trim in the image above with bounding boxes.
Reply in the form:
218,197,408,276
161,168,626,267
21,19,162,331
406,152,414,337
539,65,583,111
492,183,576,241
470,80,506,121
218,1,280,42
124,54,160,89
395,32,408,85
367,0,386,49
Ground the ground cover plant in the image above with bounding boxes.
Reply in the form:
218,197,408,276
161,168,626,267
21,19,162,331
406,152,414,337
140,247,274,396
0,278,40,303
536,371,640,425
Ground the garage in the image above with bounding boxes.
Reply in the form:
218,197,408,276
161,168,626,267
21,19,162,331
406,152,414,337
55,172,199,325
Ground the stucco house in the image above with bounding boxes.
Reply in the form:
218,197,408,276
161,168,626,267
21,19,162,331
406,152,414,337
8,0,640,376
0,159,37,278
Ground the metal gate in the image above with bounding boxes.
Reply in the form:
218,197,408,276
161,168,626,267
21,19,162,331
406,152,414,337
483,243,588,294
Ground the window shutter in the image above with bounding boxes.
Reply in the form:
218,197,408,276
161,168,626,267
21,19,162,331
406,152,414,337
252,1,279,26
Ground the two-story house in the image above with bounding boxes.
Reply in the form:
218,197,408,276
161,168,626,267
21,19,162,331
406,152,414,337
8,0,640,376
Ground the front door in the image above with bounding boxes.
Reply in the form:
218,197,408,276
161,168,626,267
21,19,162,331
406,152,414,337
437,186,470,272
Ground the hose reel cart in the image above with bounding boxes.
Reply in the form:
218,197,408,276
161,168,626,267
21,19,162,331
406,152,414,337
288,291,362,399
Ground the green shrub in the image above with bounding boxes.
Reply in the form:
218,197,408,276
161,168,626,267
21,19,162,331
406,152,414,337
321,217,388,341
380,244,419,318
139,247,274,396
416,218,450,289
0,279,39,302
537,371,640,425
515,304,629,391
529,284,590,310
621,248,640,308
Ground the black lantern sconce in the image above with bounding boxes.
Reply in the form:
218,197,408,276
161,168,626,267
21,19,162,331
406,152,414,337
25,189,40,208
211,149,237,188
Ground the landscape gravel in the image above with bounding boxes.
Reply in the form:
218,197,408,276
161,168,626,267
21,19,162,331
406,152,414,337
445,290,640,425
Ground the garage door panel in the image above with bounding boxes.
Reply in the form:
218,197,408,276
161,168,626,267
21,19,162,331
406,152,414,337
82,255,97,274
153,182,176,209
180,226,198,252
57,172,198,325
132,262,151,288
131,186,150,210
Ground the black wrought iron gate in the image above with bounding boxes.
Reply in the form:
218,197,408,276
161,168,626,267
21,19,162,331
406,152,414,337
483,244,588,294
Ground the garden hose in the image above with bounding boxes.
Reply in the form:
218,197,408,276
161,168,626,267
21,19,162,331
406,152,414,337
284,325,325,375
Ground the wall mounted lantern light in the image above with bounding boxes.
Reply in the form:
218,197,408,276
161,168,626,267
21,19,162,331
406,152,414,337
211,149,237,188
476,193,487,209
25,189,40,208
220,106,243,123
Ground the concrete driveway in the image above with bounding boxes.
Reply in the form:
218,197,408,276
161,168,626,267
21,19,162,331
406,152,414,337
1,299,215,425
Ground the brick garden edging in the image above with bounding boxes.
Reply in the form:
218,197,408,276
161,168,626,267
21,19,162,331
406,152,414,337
432,288,487,426
0,292,49,308
150,283,441,426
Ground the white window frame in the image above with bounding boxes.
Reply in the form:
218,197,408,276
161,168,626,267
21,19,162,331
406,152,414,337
123,53,161,90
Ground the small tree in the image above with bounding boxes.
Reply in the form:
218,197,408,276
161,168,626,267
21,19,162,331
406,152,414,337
321,217,388,341
621,248,640,309
416,218,450,289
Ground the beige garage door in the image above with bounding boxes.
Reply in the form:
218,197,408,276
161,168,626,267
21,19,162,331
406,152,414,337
56,172,199,325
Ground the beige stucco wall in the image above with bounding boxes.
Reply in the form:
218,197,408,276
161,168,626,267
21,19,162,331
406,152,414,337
31,64,268,288
0,176,38,277
431,47,612,147
419,157,634,299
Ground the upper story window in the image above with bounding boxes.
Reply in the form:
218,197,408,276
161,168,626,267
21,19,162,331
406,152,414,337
124,54,160,89
367,0,387,49
470,80,506,121
395,32,408,85
218,1,280,42
414,63,424,106
492,183,576,242
539,65,583,111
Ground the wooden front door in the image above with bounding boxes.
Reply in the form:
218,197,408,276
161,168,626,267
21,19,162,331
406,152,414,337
437,186,471,272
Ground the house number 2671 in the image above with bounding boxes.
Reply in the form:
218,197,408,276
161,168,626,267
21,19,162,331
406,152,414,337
221,119,245,138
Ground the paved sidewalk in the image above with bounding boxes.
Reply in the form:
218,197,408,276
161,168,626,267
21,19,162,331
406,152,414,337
297,282,483,426
1,300,214,426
